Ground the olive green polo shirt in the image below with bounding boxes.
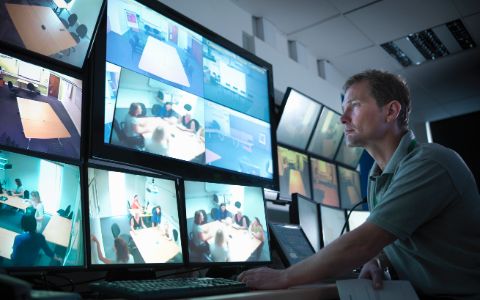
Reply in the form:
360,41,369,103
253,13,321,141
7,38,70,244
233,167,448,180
367,131,480,299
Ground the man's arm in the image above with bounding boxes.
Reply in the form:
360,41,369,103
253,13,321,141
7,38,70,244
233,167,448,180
238,221,396,289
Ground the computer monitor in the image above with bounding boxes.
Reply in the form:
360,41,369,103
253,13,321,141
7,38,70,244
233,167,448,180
348,210,370,232
183,180,271,264
310,157,340,207
0,1,104,69
307,107,343,160
276,88,322,151
87,163,183,266
337,166,363,210
335,136,364,168
0,51,83,160
92,0,277,189
277,146,311,201
269,223,315,267
0,149,84,269
290,193,321,251
320,205,346,246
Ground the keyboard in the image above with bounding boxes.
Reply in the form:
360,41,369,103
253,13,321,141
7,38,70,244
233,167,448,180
90,277,249,299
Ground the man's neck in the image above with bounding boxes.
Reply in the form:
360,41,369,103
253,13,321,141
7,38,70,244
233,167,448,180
367,130,406,171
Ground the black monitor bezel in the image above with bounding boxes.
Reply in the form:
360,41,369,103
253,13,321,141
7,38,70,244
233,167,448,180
89,0,278,190
289,193,323,250
84,159,187,271
0,44,88,164
180,178,272,267
0,147,87,272
0,1,106,72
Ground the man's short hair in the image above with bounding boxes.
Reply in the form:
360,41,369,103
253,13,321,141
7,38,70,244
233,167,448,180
343,69,411,130
21,214,37,233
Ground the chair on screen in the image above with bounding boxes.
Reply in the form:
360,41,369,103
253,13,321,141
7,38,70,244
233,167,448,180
7,81,18,97
112,119,144,150
26,83,40,97
60,13,78,29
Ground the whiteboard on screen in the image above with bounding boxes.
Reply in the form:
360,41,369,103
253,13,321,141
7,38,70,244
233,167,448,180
18,61,42,82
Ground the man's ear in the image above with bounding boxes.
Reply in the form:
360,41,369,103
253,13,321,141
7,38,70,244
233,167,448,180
385,100,401,123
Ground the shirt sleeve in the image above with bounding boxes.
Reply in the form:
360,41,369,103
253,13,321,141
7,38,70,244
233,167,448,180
368,158,457,240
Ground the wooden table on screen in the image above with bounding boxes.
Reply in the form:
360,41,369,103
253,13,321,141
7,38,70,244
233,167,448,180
42,214,72,248
138,36,190,87
129,208,152,218
5,4,77,56
1,195,30,211
289,169,306,196
0,227,18,259
16,97,71,148
130,227,181,263
202,220,262,261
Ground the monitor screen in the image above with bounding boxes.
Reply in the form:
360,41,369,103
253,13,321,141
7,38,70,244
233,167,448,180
310,157,340,207
269,223,315,267
307,107,343,159
335,137,364,168
0,149,83,269
291,194,321,252
0,0,104,69
320,205,346,246
276,88,322,150
0,51,83,160
88,165,183,266
183,180,271,264
348,210,370,232
96,0,276,187
337,166,362,209
277,146,311,200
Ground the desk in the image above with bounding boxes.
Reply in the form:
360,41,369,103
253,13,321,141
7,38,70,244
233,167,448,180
0,227,18,259
138,36,190,87
130,227,181,263
128,208,152,218
43,214,72,248
6,4,77,56
202,221,262,262
1,195,30,211
17,97,71,144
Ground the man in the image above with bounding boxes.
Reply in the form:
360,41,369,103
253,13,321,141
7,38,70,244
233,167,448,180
238,70,480,299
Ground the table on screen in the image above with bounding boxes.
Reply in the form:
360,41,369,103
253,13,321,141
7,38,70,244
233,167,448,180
130,227,181,263
2,195,30,211
5,4,77,56
42,214,72,248
0,227,17,259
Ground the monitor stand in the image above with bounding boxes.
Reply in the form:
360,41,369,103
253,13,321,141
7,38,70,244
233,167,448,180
105,268,156,281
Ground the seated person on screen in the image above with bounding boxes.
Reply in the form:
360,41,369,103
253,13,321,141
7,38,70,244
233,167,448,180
12,178,24,197
27,191,44,233
130,212,147,232
11,214,61,267
191,210,211,253
130,194,142,209
238,70,480,299
124,102,151,138
158,102,176,119
209,228,230,262
145,125,169,156
214,203,232,222
178,104,200,133
249,217,265,242
91,235,134,264
233,210,250,230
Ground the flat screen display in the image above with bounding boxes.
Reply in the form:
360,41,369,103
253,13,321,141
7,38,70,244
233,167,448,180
0,149,83,268
0,0,104,68
310,157,340,207
320,205,346,246
335,137,364,168
269,223,315,267
183,180,271,263
0,51,82,159
277,146,311,200
276,88,322,150
295,194,321,252
307,107,343,159
102,0,274,182
348,210,370,232
337,166,362,209
88,166,183,265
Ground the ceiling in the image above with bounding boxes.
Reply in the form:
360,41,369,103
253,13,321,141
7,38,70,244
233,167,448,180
230,0,480,124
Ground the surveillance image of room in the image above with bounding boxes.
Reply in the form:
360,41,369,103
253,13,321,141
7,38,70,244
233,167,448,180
277,146,311,201
337,166,362,210
335,137,364,168
107,65,206,163
307,108,343,160
0,0,103,68
204,100,273,179
106,0,204,97
184,181,270,263
310,157,340,207
0,52,82,159
202,40,270,123
0,149,83,268
88,168,183,265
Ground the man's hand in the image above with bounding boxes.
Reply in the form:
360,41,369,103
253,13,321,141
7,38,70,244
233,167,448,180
237,267,289,290
359,258,384,289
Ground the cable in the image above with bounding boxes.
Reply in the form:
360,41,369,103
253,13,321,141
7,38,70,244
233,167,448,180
340,199,368,236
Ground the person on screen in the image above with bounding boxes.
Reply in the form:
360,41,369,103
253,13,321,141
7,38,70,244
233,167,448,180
130,194,142,209
191,210,211,253
151,206,162,227
238,70,480,299
27,191,44,233
233,210,250,229
213,203,232,222
12,178,24,196
158,102,175,119
178,104,200,133
124,102,150,138
11,214,61,266
91,235,134,264
144,125,169,156
209,228,230,262
248,217,264,242
130,212,147,232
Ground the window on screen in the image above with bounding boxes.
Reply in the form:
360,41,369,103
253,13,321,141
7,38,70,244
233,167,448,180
277,146,311,200
310,158,340,207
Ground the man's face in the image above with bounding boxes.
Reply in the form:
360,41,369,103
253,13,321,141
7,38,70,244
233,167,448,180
340,81,388,147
